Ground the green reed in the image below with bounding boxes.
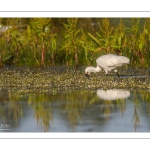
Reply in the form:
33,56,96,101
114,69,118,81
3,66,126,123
0,18,150,67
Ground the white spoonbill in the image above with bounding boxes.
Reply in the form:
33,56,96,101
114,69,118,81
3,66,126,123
85,54,130,77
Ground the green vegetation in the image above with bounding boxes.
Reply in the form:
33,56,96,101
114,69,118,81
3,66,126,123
0,18,150,67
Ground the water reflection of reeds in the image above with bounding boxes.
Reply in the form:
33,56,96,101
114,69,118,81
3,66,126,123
0,89,150,132
28,94,53,132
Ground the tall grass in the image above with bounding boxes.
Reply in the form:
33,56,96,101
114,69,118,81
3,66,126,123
0,18,150,67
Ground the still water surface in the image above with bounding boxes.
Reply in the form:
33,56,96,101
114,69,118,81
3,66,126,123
0,88,150,132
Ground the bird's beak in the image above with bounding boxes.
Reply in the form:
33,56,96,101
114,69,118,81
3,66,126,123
85,73,89,78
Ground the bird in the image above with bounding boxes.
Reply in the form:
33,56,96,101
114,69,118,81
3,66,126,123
96,89,130,101
85,54,130,78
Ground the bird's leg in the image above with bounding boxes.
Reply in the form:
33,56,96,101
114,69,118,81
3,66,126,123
105,73,109,77
116,72,120,77
114,70,120,77
104,69,108,77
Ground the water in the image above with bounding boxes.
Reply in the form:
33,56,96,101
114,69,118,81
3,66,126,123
0,88,150,132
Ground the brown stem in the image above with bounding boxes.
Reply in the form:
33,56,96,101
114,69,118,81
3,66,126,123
41,42,45,67
75,51,78,66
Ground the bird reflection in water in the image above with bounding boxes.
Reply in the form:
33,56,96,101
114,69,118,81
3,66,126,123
96,89,130,122
96,89,130,101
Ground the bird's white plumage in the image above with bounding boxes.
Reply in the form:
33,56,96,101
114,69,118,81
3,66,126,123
96,54,129,67
85,54,130,76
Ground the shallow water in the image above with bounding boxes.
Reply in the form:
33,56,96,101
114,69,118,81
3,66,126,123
0,88,150,132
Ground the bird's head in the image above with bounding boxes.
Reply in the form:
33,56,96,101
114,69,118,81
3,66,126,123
85,67,90,78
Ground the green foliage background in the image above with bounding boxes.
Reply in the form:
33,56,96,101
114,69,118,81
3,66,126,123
0,18,149,67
